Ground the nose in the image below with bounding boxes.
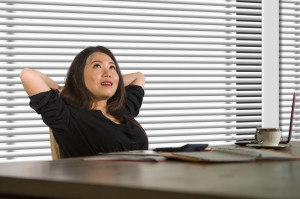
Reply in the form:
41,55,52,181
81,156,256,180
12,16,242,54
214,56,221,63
103,68,112,78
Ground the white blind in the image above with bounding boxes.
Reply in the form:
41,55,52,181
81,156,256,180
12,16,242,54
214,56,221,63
0,0,262,162
280,0,300,141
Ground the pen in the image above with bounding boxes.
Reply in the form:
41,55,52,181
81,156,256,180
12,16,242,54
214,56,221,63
203,148,212,152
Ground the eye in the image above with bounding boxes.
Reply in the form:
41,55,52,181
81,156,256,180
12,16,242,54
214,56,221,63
110,65,116,70
93,64,101,68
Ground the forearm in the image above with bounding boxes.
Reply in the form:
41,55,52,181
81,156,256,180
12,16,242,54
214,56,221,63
123,72,145,88
20,68,59,96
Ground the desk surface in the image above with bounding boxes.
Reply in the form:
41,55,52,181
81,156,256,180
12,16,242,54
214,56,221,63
1,142,300,199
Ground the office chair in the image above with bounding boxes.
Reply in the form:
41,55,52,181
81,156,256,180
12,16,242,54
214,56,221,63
49,128,63,160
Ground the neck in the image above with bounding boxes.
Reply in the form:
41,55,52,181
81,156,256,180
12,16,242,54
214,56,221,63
93,100,108,113
93,101,120,124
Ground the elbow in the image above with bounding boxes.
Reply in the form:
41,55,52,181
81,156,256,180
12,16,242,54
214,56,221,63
137,72,145,88
20,68,32,81
138,72,145,81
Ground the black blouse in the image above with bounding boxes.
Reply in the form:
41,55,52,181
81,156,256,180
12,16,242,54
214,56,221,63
29,85,148,158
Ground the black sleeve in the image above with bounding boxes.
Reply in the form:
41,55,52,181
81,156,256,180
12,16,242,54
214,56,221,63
29,89,69,130
123,85,144,117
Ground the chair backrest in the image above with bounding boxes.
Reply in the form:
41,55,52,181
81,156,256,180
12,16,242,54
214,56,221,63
49,128,63,160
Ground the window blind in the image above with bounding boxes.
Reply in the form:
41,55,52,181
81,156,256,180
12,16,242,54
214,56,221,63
280,0,300,141
0,0,262,162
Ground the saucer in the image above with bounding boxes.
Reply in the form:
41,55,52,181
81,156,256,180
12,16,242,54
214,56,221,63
246,143,291,149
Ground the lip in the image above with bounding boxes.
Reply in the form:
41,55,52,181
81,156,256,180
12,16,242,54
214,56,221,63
101,81,113,87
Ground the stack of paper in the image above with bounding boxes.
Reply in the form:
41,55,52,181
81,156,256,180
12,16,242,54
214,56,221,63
159,146,300,163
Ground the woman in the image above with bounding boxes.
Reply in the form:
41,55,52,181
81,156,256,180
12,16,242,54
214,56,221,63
20,46,148,158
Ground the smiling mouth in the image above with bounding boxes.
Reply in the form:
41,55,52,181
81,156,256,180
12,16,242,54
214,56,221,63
101,82,113,87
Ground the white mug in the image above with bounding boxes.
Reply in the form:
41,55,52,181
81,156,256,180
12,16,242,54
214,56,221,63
255,128,282,146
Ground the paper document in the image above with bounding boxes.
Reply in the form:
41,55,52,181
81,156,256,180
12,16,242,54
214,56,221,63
84,150,167,162
159,147,300,163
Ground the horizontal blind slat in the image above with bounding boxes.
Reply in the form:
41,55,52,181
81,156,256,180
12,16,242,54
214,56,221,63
0,137,49,143
0,91,262,99
148,137,244,145
0,97,262,107
147,128,256,137
0,103,262,113
143,122,261,130
0,42,262,51
0,64,262,71
0,21,262,33
0,78,262,85
0,129,49,136
139,110,261,117
0,144,50,151
0,50,262,58
0,85,262,91
0,27,262,39
0,152,51,159
0,13,262,22
0,116,262,127
1,0,262,8
0,3,261,15
0,113,262,122
0,110,261,122
0,35,262,45
0,71,262,77
141,103,261,110
137,116,261,124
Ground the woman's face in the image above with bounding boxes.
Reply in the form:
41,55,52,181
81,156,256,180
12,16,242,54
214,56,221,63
83,52,119,101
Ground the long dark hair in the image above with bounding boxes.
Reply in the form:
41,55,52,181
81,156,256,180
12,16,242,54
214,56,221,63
60,46,145,131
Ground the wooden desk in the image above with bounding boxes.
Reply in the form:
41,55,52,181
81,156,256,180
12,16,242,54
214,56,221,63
0,142,300,199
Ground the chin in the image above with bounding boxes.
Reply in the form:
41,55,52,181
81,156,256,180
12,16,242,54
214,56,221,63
103,93,116,99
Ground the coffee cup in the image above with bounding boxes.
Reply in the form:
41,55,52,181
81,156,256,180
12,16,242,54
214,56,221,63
255,128,282,146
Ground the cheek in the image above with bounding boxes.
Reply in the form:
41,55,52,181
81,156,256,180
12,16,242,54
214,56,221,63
86,71,100,81
83,71,89,86
84,70,99,88
113,72,119,83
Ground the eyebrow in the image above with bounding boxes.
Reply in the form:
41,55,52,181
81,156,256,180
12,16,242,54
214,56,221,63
91,60,115,65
